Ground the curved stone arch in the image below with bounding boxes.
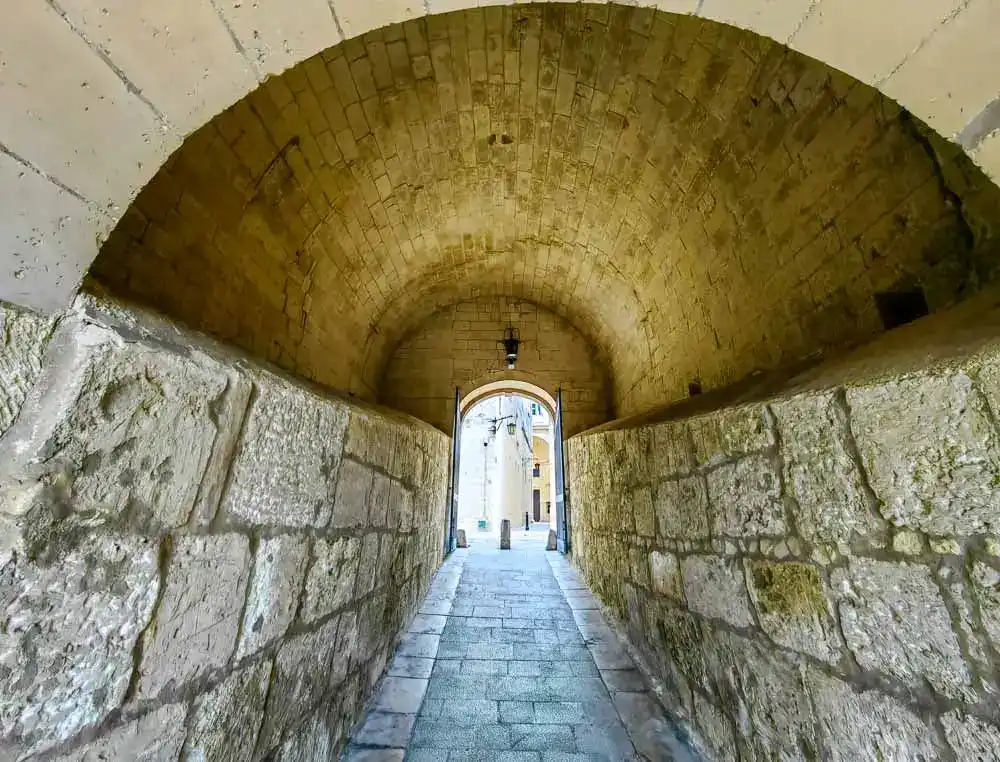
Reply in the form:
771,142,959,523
460,379,558,420
3,0,999,314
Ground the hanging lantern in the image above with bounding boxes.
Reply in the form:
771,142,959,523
501,327,520,370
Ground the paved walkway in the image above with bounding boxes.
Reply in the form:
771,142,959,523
342,527,697,761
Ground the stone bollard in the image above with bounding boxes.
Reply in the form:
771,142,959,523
546,530,557,551
456,529,468,548
500,519,511,550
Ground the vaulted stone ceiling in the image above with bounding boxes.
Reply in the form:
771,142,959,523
90,3,1000,418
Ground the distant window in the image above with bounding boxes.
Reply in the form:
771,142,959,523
530,403,540,415
533,462,540,477
875,288,929,330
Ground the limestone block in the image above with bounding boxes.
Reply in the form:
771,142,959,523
706,456,786,537
136,534,250,700
457,528,469,548
633,485,655,537
185,659,272,762
654,475,710,539
969,561,1000,650
0,303,57,435
223,374,348,528
272,708,337,762
942,711,1000,762
831,557,971,698
807,670,942,761
500,519,511,550
355,533,381,597
370,472,392,527
301,536,362,622
745,560,839,664
334,609,358,680
0,535,159,755
259,616,341,753
689,404,774,466
331,460,373,529
648,421,694,479
2,323,229,530
389,479,414,532
650,550,684,602
847,372,1000,536
236,535,310,660
48,703,187,762
546,530,556,551
771,392,879,544
345,410,394,470
692,692,737,760
681,555,753,628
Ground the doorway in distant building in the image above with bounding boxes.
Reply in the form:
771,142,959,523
533,489,541,522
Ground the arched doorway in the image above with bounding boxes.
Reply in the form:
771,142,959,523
445,381,572,554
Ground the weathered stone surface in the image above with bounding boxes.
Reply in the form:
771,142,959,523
633,485,655,537
689,404,774,466
692,692,737,760
500,519,511,550
0,302,57,436
185,659,272,762
650,551,684,602
389,479,413,532
648,421,693,479
236,535,310,660
222,374,348,528
273,708,337,762
136,534,250,700
0,535,159,754
355,533,381,597
654,476,710,540
969,561,1000,649
331,459,373,529
746,560,839,664
345,410,394,471
847,372,1000,536
682,556,753,628
260,617,341,752
302,536,361,622
3,326,228,530
457,528,468,548
942,710,1000,762
771,392,879,544
706,456,785,537
49,703,187,762
369,472,391,527
832,558,970,697
807,670,941,761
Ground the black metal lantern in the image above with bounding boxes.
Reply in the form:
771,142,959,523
501,327,520,370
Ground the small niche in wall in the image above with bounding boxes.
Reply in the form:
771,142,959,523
688,380,703,397
875,288,929,330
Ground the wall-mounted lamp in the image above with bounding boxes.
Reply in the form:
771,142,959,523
501,327,520,370
490,415,518,437
506,420,517,436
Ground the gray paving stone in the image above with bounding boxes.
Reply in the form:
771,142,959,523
510,724,577,751
354,712,415,747
411,721,511,749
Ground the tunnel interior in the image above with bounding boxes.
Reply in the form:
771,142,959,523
2,2,1000,760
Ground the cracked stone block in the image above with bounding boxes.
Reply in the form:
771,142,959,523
331,460,374,529
236,535,309,660
389,479,414,532
186,659,272,762
355,533,381,598
1,323,229,530
807,670,941,761
649,550,684,602
771,391,879,544
847,371,1000,536
689,404,774,466
633,485,655,537
370,472,391,527
681,555,753,628
136,534,250,700
942,711,1000,762
703,629,817,760
654,475,710,539
0,535,159,755
222,373,348,528
969,561,1000,649
706,455,785,537
302,536,362,622
273,708,339,762
0,302,57,436
831,557,971,698
745,560,840,664
259,616,341,752
48,703,187,762
648,420,693,479
345,410,394,471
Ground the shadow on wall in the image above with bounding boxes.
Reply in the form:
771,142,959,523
567,288,1000,759
0,295,450,760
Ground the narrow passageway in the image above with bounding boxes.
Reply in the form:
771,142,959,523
342,529,697,761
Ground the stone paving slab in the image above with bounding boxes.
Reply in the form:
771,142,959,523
342,531,697,762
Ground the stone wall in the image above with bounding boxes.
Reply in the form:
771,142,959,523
381,297,611,436
0,297,450,760
567,297,1000,760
